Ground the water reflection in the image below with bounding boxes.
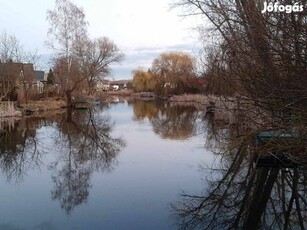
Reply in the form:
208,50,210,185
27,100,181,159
172,112,307,230
0,108,125,214
132,100,159,120
51,109,125,214
132,100,204,140
0,116,59,183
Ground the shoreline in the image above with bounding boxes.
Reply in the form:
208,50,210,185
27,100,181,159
0,99,67,118
0,93,215,118
20,98,67,112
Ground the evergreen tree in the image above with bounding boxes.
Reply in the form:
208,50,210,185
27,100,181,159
47,68,55,85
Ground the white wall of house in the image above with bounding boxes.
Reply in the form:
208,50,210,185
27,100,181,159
97,81,110,91
112,85,119,91
32,81,44,93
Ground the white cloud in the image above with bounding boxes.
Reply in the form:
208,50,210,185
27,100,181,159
112,42,200,79
81,0,198,47
0,0,200,78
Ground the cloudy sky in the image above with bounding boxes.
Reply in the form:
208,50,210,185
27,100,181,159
0,0,200,79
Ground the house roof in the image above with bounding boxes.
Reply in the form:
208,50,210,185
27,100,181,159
22,64,35,81
0,62,23,81
0,62,35,82
35,70,45,81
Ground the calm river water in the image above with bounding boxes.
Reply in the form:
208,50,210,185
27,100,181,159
1,99,305,229
0,99,214,230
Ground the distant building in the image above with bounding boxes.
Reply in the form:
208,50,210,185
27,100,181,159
96,79,132,92
96,80,110,92
112,84,119,91
110,80,132,90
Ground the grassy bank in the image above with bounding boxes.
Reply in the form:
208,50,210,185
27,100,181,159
107,89,134,96
169,94,208,104
21,98,67,112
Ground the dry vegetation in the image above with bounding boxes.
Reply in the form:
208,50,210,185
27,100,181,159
169,94,208,104
21,98,66,111
107,89,134,96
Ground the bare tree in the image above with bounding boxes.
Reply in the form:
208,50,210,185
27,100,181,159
172,0,307,152
0,31,23,62
0,31,41,67
74,37,124,95
47,0,124,104
46,0,88,55
46,0,88,105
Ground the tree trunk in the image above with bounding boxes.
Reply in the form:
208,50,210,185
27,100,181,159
66,106,73,122
66,90,72,107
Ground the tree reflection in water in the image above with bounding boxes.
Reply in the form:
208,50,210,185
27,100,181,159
132,100,205,140
0,108,125,215
172,115,307,230
50,108,125,214
132,100,159,121
0,116,57,183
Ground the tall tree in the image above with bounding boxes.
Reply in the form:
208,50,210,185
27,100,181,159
151,51,196,94
47,68,55,85
46,0,88,56
132,68,156,92
173,0,307,137
173,0,307,100
47,0,123,103
46,0,88,105
152,51,195,79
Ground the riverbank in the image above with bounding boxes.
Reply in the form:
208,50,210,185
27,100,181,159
106,92,214,105
20,98,67,112
169,94,208,104
106,90,212,102
17,93,216,114
20,98,66,111
0,99,66,118
106,89,134,96
168,94,211,111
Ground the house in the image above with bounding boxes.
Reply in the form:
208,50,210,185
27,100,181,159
34,70,46,93
0,61,36,100
164,82,177,88
96,79,132,92
96,80,110,91
110,80,132,90
111,84,119,91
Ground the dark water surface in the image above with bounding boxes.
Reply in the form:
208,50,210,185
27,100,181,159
1,99,306,230
0,100,212,230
